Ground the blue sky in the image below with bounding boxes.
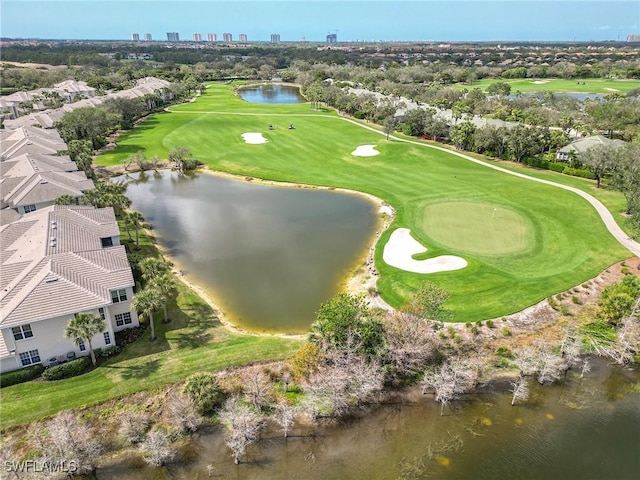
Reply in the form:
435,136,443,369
1,1,638,42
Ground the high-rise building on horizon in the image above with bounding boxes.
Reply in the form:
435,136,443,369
628,34,640,42
326,33,337,43
192,33,202,42
239,33,247,42
167,32,180,42
207,33,217,42
301,35,306,43
270,33,281,43
223,32,232,42
143,33,152,41
131,33,140,41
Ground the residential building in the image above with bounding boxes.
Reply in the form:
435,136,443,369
223,32,232,42
131,33,140,41
556,135,626,161
0,205,139,373
239,34,247,43
192,33,202,42
326,33,337,43
270,33,281,43
207,33,217,42
167,32,180,42
0,127,94,214
144,33,152,41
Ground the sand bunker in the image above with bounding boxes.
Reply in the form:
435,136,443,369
351,145,379,157
604,88,620,92
380,205,394,216
242,132,268,144
382,228,467,274
532,80,550,85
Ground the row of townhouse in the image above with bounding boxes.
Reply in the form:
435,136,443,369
0,95,141,373
2,77,173,130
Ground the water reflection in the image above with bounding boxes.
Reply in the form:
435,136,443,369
97,357,640,479
239,85,305,104
120,171,378,333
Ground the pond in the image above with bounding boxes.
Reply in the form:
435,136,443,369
119,171,379,333
238,84,306,104
97,357,640,479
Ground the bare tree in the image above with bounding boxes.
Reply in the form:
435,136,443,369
274,401,296,438
243,369,273,412
510,375,530,406
281,370,292,392
580,358,592,379
517,342,568,384
218,396,264,465
167,393,202,434
118,409,151,444
422,358,478,415
139,430,173,467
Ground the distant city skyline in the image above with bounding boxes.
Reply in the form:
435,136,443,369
1,1,639,42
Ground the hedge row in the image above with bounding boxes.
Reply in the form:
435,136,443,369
42,357,91,381
0,364,45,388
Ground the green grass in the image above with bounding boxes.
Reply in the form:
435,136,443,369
95,82,630,323
457,78,640,94
0,225,300,429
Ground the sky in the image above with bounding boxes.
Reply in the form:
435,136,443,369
1,0,639,42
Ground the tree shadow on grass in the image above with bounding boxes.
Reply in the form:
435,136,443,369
170,301,220,349
103,358,161,380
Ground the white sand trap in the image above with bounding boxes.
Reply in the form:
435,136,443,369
382,228,467,274
351,145,379,157
604,88,620,92
532,80,550,85
242,132,268,144
380,205,394,216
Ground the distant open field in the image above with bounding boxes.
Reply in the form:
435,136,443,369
459,78,640,94
96,83,630,322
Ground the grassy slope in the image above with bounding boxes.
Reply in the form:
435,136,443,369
457,78,640,94
0,225,300,429
95,83,630,321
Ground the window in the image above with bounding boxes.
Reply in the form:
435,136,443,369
103,331,112,345
79,340,86,352
110,289,127,303
11,324,34,341
101,237,113,248
98,307,106,320
115,312,132,327
23,204,36,213
19,349,41,366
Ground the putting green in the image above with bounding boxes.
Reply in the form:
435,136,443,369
422,202,530,255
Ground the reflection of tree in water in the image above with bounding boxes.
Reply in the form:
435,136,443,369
398,432,464,479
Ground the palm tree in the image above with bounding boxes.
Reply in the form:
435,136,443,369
151,273,177,324
139,257,168,283
64,312,106,366
132,287,162,341
127,211,145,248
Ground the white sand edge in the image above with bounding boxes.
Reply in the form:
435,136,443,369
382,228,467,274
352,145,379,157
604,87,619,92
532,80,550,84
242,132,268,144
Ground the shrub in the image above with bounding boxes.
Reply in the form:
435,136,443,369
0,364,45,388
465,322,472,329
562,167,595,180
42,357,91,381
181,373,224,415
486,319,495,328
560,305,571,316
471,325,479,335
548,162,566,173
572,295,583,305
495,346,514,359
475,320,483,327
98,345,121,358
501,326,512,337
453,334,462,343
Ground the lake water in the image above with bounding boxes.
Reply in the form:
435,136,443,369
120,171,378,333
97,357,640,479
238,84,305,104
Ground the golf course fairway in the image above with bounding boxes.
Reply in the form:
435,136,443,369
96,82,631,322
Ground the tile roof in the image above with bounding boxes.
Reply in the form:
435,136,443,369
558,135,627,154
0,206,134,328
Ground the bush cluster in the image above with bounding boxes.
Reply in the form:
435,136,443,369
0,364,45,388
42,357,91,381
181,373,224,415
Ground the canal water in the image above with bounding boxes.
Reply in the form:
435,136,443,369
238,84,305,104
97,357,640,479
120,171,378,333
